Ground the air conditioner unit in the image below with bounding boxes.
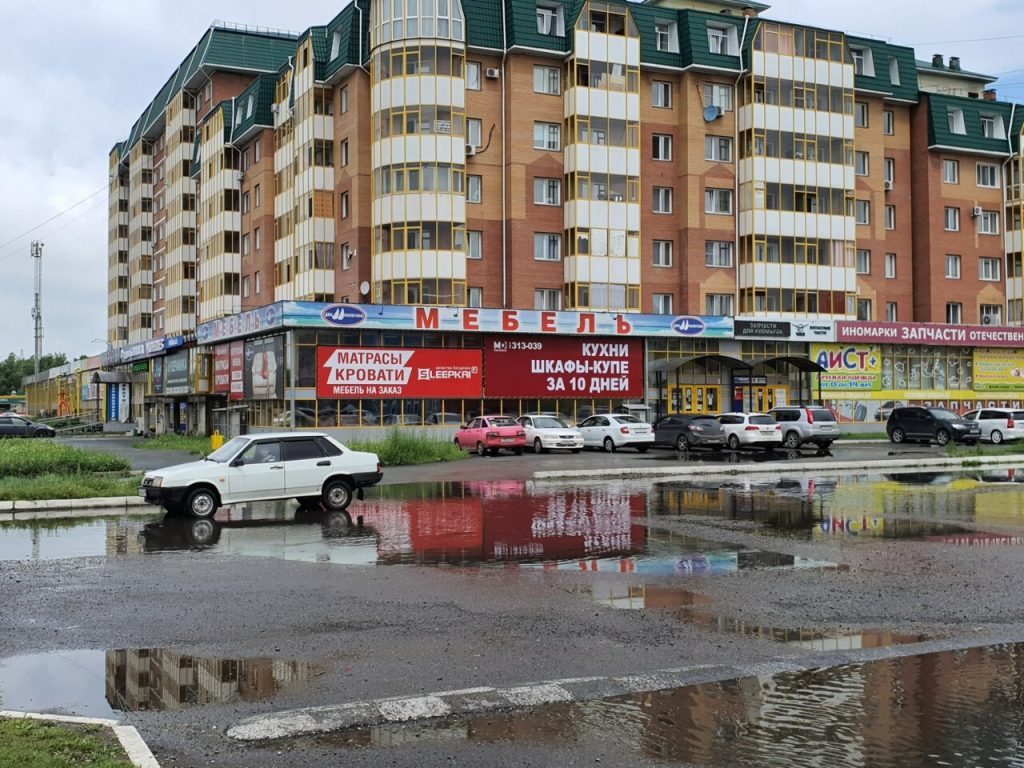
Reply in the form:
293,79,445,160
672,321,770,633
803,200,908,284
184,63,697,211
465,144,477,157
270,103,279,114
485,67,501,79
883,180,893,191
983,314,995,325
972,206,983,217
236,172,244,183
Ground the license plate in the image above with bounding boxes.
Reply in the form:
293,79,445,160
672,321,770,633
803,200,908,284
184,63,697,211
502,437,513,443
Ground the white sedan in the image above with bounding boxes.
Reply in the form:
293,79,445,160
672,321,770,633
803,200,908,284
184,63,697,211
577,414,654,453
717,412,782,450
517,414,584,454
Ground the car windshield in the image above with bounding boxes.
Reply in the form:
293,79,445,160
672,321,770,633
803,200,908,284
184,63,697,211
206,436,250,462
614,415,642,424
488,416,517,427
1014,411,1024,421
927,408,959,421
533,417,568,429
691,416,717,422
750,415,775,425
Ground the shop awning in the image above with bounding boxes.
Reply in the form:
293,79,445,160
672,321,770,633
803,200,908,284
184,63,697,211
649,354,752,373
760,355,827,373
91,371,132,384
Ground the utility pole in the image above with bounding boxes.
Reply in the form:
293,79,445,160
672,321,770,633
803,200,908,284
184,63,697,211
30,241,43,375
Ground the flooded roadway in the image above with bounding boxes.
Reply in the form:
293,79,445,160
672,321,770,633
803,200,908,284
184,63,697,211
4,467,1024,766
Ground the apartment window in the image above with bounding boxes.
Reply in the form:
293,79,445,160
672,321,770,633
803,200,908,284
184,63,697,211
885,253,897,279
943,159,959,184
467,175,482,203
653,293,673,314
341,191,350,218
534,233,562,261
706,293,733,315
467,287,483,308
884,158,895,184
886,302,898,322
467,118,483,147
341,243,352,270
655,22,675,52
242,233,251,256
254,227,261,250
855,102,869,128
856,299,872,321
885,205,895,230
981,304,1003,324
242,276,250,298
980,211,999,235
705,135,732,162
653,186,673,214
883,110,895,135
977,163,999,188
466,61,481,90
653,81,671,108
467,230,482,259
534,177,561,205
534,65,561,95
855,200,870,225
340,86,349,113
534,288,561,310
704,83,732,111
705,240,733,267
653,240,673,267
254,141,261,163
533,122,561,150
850,47,874,76
980,257,1002,281
340,139,349,167
855,151,869,176
946,302,963,323
944,207,959,231
241,191,250,214
536,2,564,36
856,249,871,274
653,134,673,160
705,188,733,214
947,107,966,135
981,114,1005,139
946,254,961,279
254,271,261,294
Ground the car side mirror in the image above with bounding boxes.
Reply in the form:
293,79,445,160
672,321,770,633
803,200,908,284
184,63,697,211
230,458,245,467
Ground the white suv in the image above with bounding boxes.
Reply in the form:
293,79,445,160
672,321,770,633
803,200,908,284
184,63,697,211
961,408,1024,444
140,432,382,519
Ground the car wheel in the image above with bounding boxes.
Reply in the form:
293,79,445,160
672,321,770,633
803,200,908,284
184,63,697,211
935,429,951,446
33,429,49,438
603,436,615,453
727,434,740,450
991,429,1004,445
322,511,352,538
454,438,462,450
636,446,648,453
189,519,217,546
533,438,544,454
323,479,354,511
783,431,801,449
890,427,906,443
476,441,487,457
675,434,689,452
184,487,218,519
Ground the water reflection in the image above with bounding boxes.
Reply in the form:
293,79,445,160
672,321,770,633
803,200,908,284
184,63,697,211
317,643,1024,767
0,648,322,717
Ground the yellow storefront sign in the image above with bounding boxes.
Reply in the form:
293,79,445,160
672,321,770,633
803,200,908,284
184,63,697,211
811,344,882,391
974,349,1024,391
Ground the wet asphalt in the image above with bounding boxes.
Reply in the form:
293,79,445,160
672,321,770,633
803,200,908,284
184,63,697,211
3,436,1024,766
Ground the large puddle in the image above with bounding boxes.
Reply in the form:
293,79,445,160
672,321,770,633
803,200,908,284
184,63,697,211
310,642,1024,766
0,648,324,717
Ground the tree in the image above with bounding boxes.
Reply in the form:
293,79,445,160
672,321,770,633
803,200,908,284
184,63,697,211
0,353,69,395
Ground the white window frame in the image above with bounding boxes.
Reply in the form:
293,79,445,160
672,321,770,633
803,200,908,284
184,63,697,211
945,207,960,232
705,293,733,315
855,151,869,176
947,107,966,135
886,302,898,321
885,205,895,230
884,157,895,184
467,174,482,203
856,298,872,321
653,240,673,267
946,254,961,279
946,302,963,324
533,177,561,206
855,102,869,128
705,189,733,215
856,249,871,275
977,163,1000,188
534,233,562,261
653,133,673,161
533,122,561,151
980,257,1002,281
855,200,870,225
705,240,733,267
468,287,483,307
885,253,897,279
467,118,483,147
653,186,673,214
943,158,959,184
704,83,732,112
655,22,678,53
653,81,671,108
979,211,999,235
534,288,561,310
653,293,673,315
536,3,564,37
705,135,732,162
467,230,482,259
981,304,1003,324
883,110,895,136
533,65,561,95
466,61,482,90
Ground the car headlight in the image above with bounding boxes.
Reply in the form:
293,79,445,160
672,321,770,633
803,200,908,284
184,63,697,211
150,476,163,488
951,424,966,430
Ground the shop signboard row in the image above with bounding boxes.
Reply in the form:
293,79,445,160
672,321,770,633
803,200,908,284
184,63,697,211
212,337,285,400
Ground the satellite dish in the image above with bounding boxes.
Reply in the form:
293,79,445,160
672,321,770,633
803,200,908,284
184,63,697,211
359,281,370,296
703,105,722,122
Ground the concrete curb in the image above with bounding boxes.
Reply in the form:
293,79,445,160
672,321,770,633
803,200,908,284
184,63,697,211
0,710,160,767
532,454,1023,483
0,496,150,520
226,634,1010,742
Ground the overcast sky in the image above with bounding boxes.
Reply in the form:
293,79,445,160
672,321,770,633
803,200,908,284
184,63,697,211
1,0,1023,362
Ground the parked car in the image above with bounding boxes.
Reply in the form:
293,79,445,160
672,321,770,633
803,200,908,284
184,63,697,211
652,414,726,452
454,415,527,456
960,407,1024,444
767,405,840,449
578,413,654,453
425,412,464,425
272,408,316,427
717,412,782,450
0,414,56,438
886,406,981,446
139,431,383,519
517,414,583,454
874,400,902,422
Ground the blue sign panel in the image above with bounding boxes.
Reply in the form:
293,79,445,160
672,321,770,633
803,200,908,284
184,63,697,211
106,383,119,423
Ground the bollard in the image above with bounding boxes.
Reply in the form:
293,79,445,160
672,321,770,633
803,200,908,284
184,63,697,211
211,430,224,451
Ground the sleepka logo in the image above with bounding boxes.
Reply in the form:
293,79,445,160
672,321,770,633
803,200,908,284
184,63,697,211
321,304,367,326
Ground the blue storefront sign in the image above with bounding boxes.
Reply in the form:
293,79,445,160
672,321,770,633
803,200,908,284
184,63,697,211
107,383,120,422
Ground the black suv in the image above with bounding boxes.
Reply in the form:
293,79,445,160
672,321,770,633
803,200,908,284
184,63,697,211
886,406,981,446
652,414,726,452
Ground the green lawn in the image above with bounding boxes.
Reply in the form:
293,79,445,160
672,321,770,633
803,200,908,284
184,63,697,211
0,718,134,768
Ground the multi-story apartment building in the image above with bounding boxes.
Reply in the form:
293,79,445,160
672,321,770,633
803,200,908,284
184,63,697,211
84,0,1024,436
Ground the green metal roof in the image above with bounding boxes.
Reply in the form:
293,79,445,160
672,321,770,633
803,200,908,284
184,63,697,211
847,36,918,103
926,93,1018,155
231,75,277,144
916,58,997,84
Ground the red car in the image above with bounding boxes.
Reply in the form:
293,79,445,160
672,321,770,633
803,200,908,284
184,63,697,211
455,415,527,456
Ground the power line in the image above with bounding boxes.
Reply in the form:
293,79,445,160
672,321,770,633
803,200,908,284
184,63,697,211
909,34,1024,46
0,184,106,253
0,198,106,262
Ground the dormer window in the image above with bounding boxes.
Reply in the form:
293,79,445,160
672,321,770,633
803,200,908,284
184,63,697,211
537,2,564,36
981,114,1005,139
849,46,874,76
655,21,678,53
947,107,966,135
331,30,342,60
707,24,738,55
889,56,901,86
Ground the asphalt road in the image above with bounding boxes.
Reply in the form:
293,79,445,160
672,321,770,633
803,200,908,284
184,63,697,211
3,436,1021,766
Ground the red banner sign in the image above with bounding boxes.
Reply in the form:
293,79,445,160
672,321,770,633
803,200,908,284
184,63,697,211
837,321,1024,348
316,347,483,399
229,341,245,401
213,344,231,393
483,336,643,398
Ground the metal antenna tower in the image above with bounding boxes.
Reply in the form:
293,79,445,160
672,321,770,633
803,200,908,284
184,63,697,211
30,241,43,375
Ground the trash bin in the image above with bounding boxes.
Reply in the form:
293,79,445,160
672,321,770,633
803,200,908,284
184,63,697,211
211,430,224,451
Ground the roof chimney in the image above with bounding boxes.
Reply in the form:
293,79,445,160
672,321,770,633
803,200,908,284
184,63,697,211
983,89,998,101
949,56,961,71
932,53,944,69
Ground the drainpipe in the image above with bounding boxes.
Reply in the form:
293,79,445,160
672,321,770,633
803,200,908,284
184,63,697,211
355,0,369,75
1005,102,1017,323
501,0,509,307
733,15,751,318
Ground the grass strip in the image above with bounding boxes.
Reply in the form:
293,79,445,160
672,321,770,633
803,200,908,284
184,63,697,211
0,442,129,477
131,433,211,455
348,429,467,466
0,474,138,501
946,442,1024,457
0,718,134,768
